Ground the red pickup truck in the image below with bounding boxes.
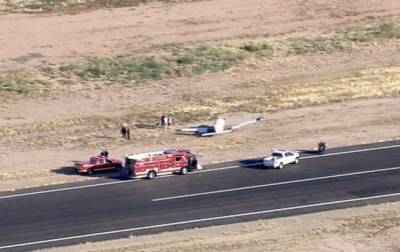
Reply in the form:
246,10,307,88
75,155,123,175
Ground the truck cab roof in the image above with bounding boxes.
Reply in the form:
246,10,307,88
272,149,290,154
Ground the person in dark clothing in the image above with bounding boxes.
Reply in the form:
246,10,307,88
187,156,192,171
121,123,130,140
100,150,109,158
120,126,127,139
126,127,130,140
191,158,197,170
160,115,166,128
188,154,198,170
318,142,326,154
167,116,172,129
124,156,133,178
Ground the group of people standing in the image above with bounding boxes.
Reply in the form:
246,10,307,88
160,115,173,129
99,149,110,163
119,115,173,140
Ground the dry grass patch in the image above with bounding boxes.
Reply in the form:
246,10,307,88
0,169,52,181
1,21,399,97
228,66,400,112
47,20,400,84
337,211,400,235
46,46,245,83
0,73,52,96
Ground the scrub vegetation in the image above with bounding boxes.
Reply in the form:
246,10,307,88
47,46,245,82
183,66,400,114
0,0,203,13
0,74,51,95
47,21,400,82
1,21,400,96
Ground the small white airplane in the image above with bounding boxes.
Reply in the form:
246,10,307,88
177,117,263,137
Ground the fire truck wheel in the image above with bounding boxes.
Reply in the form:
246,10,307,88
87,169,94,175
147,170,156,179
180,167,189,175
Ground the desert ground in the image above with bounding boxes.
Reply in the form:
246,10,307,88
0,0,400,250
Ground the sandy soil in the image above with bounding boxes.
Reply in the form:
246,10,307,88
1,0,400,71
0,0,400,250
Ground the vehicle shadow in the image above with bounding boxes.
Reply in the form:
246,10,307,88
51,166,78,175
239,158,271,170
51,164,128,180
174,131,197,136
298,149,320,155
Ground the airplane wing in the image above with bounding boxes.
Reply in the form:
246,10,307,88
231,117,263,130
199,129,233,137
179,127,200,132
177,117,262,136
178,125,214,133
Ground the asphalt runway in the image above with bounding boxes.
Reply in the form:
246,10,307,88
0,140,400,251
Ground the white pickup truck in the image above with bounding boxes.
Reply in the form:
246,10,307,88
263,149,300,169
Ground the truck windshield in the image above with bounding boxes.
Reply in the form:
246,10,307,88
272,153,283,158
89,157,97,164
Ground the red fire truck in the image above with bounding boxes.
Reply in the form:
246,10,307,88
122,149,201,179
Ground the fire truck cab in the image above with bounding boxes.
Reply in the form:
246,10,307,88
123,149,200,179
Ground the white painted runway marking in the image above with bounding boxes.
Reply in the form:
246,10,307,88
1,192,400,250
153,166,400,201
192,163,261,173
0,179,140,200
0,143,399,200
300,144,400,159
